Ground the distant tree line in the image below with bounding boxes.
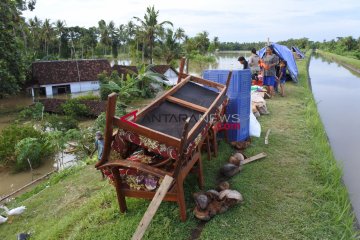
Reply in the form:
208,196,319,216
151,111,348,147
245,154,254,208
0,3,218,98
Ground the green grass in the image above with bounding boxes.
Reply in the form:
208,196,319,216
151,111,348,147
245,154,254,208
317,50,360,71
1,52,358,239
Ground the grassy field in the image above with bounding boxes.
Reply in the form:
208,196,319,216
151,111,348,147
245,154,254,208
1,52,359,239
317,50,360,71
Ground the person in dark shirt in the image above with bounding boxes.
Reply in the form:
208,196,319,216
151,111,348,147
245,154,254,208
238,56,249,69
276,60,287,97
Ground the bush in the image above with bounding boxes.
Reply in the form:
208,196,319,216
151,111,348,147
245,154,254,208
14,137,53,172
44,114,79,132
18,102,44,121
0,124,44,167
75,93,100,101
61,99,89,118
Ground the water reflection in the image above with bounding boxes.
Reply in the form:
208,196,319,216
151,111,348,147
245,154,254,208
309,54,360,221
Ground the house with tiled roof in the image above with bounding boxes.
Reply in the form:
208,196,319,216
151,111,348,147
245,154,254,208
30,59,111,96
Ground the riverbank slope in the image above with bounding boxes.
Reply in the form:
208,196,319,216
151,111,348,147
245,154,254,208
0,52,358,239
317,50,360,73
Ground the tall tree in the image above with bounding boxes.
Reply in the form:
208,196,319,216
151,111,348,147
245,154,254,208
133,6,173,63
0,0,35,98
55,20,66,57
41,19,54,56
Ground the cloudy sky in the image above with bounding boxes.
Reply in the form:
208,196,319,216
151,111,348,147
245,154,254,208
22,0,360,42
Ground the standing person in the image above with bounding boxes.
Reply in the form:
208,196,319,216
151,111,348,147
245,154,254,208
238,56,249,69
276,60,287,97
91,131,105,179
248,48,260,74
262,46,279,96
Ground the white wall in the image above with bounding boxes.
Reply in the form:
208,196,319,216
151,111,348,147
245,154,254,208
40,81,100,96
70,81,99,93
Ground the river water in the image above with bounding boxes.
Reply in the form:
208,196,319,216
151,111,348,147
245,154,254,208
309,54,360,221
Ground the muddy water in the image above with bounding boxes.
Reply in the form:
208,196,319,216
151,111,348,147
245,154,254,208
309,54,360,221
0,152,76,198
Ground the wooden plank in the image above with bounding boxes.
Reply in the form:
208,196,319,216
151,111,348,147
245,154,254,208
265,129,271,145
180,73,225,90
96,93,117,168
243,152,267,165
187,88,227,140
177,58,186,84
166,96,207,113
132,175,174,240
135,76,191,120
113,117,181,149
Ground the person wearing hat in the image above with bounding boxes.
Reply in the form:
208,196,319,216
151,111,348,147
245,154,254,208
91,131,105,179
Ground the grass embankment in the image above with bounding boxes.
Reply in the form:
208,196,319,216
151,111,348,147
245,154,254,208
1,52,358,239
317,50,360,72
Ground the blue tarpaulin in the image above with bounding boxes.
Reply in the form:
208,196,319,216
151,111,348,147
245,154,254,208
258,43,299,82
291,46,305,59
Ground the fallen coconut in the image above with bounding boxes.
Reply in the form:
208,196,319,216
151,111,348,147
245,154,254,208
233,152,245,162
220,163,241,178
193,192,210,210
216,181,230,192
193,207,211,221
228,156,240,166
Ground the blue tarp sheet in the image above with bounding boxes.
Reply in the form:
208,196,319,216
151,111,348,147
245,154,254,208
258,43,298,82
292,46,305,59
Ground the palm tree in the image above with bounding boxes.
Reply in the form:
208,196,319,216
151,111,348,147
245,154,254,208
41,19,53,56
133,6,173,64
174,27,186,44
55,20,66,57
98,20,111,55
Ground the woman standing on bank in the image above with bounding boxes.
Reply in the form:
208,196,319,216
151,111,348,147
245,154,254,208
262,46,279,96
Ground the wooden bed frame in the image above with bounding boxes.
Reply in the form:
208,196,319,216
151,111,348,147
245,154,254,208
96,58,232,221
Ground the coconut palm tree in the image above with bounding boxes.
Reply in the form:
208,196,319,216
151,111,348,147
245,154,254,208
98,20,111,55
55,20,66,57
133,6,173,64
41,19,53,56
174,27,186,44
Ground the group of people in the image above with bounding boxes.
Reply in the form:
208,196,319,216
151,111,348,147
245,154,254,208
238,46,287,97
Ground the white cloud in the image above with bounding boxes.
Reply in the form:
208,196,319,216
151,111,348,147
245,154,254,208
22,0,360,42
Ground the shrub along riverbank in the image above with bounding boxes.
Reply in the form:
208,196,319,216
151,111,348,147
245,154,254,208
317,50,360,72
1,52,358,239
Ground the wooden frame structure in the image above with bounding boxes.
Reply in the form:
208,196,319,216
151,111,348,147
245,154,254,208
96,58,232,221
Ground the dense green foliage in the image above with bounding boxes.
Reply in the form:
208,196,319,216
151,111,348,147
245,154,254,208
60,99,89,118
0,124,45,168
18,102,44,121
14,137,53,171
0,0,35,98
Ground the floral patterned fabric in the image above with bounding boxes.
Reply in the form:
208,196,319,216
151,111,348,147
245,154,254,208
103,97,228,191
111,98,228,159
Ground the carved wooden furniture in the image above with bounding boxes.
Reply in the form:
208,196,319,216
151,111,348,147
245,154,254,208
96,62,231,221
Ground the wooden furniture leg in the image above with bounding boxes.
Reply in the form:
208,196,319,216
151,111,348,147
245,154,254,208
176,178,186,222
112,167,127,213
197,153,204,189
206,135,211,161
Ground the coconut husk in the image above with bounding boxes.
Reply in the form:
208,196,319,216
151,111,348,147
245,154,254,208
220,163,240,178
216,181,230,192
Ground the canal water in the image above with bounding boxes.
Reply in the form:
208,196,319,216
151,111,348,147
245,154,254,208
309,54,360,221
